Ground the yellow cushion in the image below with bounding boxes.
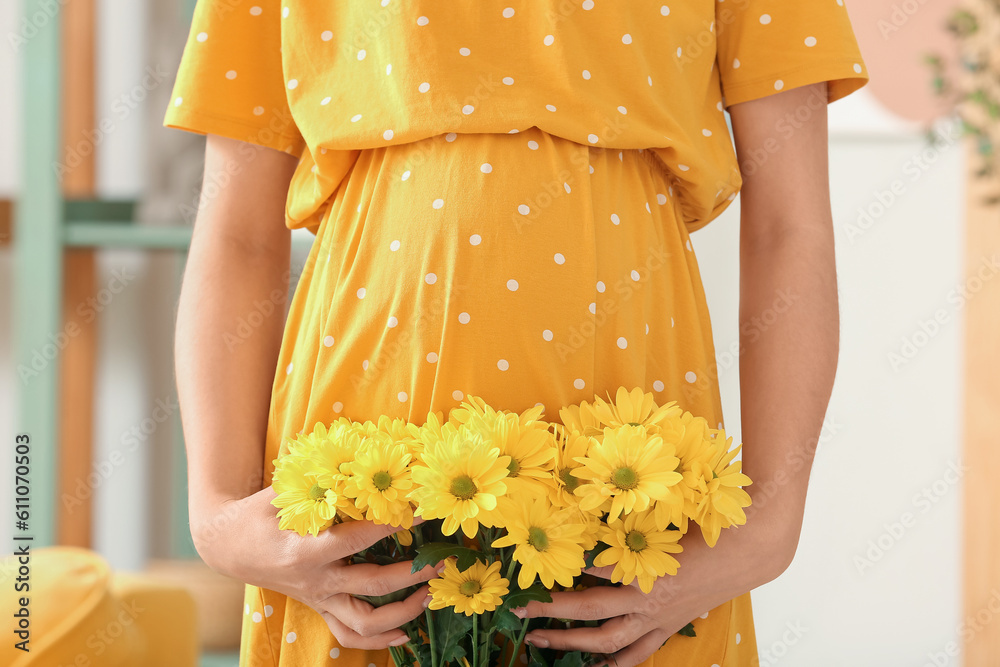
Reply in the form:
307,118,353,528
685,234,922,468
111,573,198,667
0,547,197,667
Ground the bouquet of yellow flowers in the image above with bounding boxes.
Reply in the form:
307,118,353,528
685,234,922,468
271,387,753,667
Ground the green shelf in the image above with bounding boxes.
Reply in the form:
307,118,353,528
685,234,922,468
64,221,193,249
200,651,240,667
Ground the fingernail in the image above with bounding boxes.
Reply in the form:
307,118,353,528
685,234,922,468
389,636,410,647
511,606,526,619
525,635,549,648
422,594,432,608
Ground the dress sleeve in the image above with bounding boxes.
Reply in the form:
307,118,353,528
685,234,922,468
163,0,304,154
715,0,869,109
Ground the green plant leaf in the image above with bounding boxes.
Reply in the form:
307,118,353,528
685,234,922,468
677,621,697,638
553,651,586,667
490,608,522,639
411,542,489,573
431,610,473,666
501,584,553,610
527,642,551,667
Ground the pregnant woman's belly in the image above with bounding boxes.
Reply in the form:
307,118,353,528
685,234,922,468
266,127,722,442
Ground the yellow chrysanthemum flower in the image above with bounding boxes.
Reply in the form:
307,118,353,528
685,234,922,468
448,395,506,425
558,401,604,438
412,410,454,462
428,559,509,616
652,411,714,532
280,421,333,459
548,425,592,508
594,510,683,594
589,387,683,433
571,424,683,522
491,497,588,589
344,433,414,528
578,509,603,551
270,453,340,537
302,422,365,521
410,427,511,538
458,403,556,499
690,429,753,547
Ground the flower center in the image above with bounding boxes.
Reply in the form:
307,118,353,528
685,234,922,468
527,526,550,551
611,466,638,490
558,467,579,491
625,530,647,552
308,484,328,501
459,580,481,597
507,457,521,477
372,471,393,491
449,475,478,500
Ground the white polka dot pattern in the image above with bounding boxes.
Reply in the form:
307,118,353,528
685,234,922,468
164,0,868,235
161,1,861,661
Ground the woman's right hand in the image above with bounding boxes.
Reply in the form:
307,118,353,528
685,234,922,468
192,485,438,649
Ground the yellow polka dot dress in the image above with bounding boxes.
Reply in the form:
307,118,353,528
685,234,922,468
164,2,868,665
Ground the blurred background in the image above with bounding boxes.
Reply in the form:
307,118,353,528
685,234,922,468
1,0,998,665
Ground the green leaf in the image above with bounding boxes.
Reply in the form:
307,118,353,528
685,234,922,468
583,543,610,569
412,639,432,667
490,608,522,640
527,643,551,667
501,584,553,610
677,621,697,638
553,651,586,667
411,542,489,573
432,610,473,666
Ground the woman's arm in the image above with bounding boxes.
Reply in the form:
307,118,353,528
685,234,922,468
730,79,840,564
517,81,841,664
176,134,296,537
175,135,438,649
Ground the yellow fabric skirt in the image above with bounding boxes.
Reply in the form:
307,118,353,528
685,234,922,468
242,127,758,666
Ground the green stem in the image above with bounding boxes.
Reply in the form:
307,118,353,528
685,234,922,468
504,557,518,590
425,605,438,667
392,532,403,555
506,618,531,667
413,529,438,667
472,614,479,667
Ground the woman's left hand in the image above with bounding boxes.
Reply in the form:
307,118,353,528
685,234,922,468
512,564,699,667
512,515,790,667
